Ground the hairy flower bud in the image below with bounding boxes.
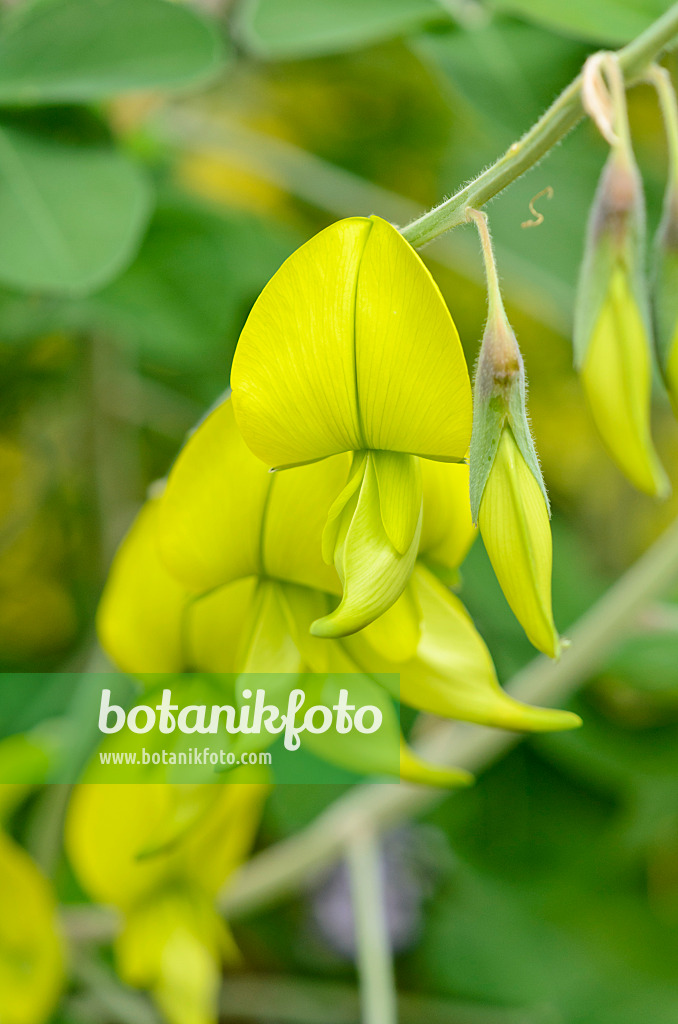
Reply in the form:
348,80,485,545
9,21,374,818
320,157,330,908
575,146,669,497
469,269,560,659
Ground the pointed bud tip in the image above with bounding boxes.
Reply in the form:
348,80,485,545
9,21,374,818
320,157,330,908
491,701,581,733
549,633,563,660
653,472,672,501
535,708,582,732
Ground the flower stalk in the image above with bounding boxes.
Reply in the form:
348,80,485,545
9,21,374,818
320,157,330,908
347,831,398,1024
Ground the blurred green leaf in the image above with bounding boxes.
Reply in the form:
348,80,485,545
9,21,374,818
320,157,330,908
536,696,678,852
0,0,224,106
406,817,678,1023
235,0,448,59
0,733,50,785
0,288,66,345
407,860,601,1007
0,113,151,293
77,195,300,369
414,20,588,139
490,0,669,46
605,631,678,695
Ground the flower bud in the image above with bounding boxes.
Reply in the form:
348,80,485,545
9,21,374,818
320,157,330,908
478,426,560,659
575,146,669,497
469,284,560,659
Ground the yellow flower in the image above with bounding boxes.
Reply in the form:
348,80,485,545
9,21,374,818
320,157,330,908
344,562,576,732
418,453,476,582
66,783,265,1024
0,832,63,1024
99,494,470,788
117,890,228,1024
230,215,472,635
575,147,669,497
98,398,579,784
478,428,560,659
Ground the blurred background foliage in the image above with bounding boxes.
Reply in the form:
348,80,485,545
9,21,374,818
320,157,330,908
2,0,678,1021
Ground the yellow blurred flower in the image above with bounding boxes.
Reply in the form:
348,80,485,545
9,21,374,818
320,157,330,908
66,783,266,1024
0,832,63,1024
575,147,669,497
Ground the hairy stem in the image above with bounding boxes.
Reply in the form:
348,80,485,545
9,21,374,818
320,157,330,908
219,514,678,920
401,3,678,247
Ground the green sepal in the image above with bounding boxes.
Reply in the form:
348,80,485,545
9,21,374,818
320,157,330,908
469,315,548,523
468,337,508,524
506,366,550,515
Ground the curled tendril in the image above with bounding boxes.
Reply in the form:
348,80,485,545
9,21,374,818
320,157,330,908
521,186,554,228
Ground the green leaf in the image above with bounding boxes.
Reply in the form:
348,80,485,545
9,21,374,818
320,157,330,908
414,20,588,141
235,0,447,59
0,112,151,293
489,0,669,46
0,0,224,106
78,195,301,369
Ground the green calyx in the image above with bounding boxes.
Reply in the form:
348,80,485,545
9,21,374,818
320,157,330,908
469,307,548,524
